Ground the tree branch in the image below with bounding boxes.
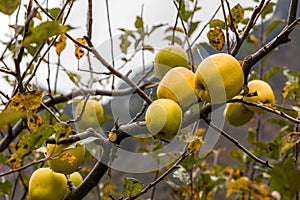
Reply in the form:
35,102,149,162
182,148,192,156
242,17,299,82
84,36,153,105
231,0,267,56
287,0,299,25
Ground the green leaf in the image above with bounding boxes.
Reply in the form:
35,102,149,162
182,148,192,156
270,159,300,200
265,20,284,36
209,19,225,29
0,180,12,195
48,8,63,22
261,2,276,19
207,27,225,51
7,125,54,162
188,21,200,36
246,34,258,46
0,108,26,129
228,3,244,30
0,0,21,15
280,132,300,154
180,155,195,171
135,16,143,29
123,177,144,198
119,30,133,54
23,21,72,46
164,35,183,45
263,66,284,81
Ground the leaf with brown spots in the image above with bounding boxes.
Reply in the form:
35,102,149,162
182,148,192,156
207,27,225,51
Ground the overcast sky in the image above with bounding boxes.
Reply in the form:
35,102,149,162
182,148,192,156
0,0,277,96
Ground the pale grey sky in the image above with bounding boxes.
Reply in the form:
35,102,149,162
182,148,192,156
0,0,277,96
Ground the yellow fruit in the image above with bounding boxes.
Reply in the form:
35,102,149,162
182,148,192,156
154,45,189,79
64,171,83,199
70,171,83,187
75,99,104,130
157,67,197,108
194,53,244,104
145,99,182,141
47,142,85,175
28,167,68,200
243,80,275,113
224,97,254,126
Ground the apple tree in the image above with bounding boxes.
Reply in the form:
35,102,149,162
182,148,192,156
0,0,300,199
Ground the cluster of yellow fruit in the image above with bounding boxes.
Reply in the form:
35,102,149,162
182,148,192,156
146,45,276,140
28,168,83,200
28,100,105,199
28,141,85,199
224,79,275,126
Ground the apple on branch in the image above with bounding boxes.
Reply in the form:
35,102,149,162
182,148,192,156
194,53,244,104
28,167,69,200
74,99,104,131
154,45,189,80
224,96,254,126
145,98,182,141
243,79,276,113
157,67,197,108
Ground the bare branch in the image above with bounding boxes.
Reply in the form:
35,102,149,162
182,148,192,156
288,0,299,25
242,18,299,80
84,36,153,105
231,0,266,56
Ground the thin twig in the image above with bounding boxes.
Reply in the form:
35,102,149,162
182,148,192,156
220,0,231,53
105,0,116,90
231,0,266,56
125,151,192,200
228,98,300,124
204,120,273,168
84,36,153,105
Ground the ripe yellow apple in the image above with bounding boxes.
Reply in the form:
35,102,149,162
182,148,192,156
47,142,85,175
157,67,197,108
154,45,189,79
194,53,244,104
28,167,68,200
243,80,275,113
224,97,254,126
75,99,104,130
145,98,182,141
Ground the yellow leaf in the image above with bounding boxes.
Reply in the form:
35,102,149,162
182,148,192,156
27,112,43,133
9,90,43,110
282,83,292,99
226,177,274,199
207,27,225,51
54,34,67,55
74,37,87,60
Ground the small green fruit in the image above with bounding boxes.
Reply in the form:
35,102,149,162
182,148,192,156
224,97,254,126
154,45,189,79
145,99,182,141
